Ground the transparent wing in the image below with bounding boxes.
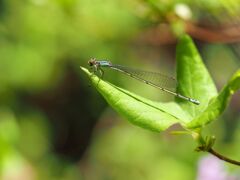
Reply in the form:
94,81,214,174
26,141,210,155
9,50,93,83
109,65,177,89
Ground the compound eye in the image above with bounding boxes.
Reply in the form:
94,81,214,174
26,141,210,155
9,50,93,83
88,60,93,66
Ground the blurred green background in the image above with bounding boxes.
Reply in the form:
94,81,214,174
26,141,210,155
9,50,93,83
0,0,240,179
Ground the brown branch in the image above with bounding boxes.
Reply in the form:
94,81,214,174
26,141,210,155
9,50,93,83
208,148,240,166
186,22,240,43
135,21,240,45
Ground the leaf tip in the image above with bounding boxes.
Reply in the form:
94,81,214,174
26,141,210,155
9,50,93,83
80,66,87,72
80,66,91,75
179,34,191,42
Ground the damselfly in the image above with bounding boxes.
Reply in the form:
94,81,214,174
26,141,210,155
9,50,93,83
88,58,200,105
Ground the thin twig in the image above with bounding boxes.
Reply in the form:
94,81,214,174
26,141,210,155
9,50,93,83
208,148,240,166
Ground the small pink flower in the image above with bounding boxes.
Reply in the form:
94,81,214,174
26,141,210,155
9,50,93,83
197,155,238,180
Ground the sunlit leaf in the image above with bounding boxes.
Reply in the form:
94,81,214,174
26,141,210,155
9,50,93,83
187,70,240,128
80,67,190,132
81,35,240,132
176,35,217,117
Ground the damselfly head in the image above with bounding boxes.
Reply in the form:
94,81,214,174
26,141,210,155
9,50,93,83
88,58,96,66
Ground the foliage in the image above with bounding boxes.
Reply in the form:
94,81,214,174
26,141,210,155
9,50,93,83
81,35,240,132
1,0,240,178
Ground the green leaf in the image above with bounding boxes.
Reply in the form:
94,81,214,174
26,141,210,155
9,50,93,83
81,34,240,132
187,70,240,129
80,67,191,132
176,35,218,117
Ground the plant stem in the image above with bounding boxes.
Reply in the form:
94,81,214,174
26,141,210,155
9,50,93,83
208,148,240,166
